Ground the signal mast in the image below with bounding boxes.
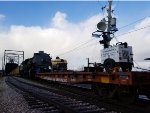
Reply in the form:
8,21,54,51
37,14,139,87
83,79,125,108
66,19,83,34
92,0,118,48
92,0,134,72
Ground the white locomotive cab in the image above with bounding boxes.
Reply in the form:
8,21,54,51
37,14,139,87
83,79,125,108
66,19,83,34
101,44,133,64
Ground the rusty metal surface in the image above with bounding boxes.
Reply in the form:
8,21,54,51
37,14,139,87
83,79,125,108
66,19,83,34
36,71,150,87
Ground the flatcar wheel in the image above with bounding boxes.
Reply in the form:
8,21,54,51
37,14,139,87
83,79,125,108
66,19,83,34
104,59,115,73
92,84,117,98
92,84,102,96
117,86,138,104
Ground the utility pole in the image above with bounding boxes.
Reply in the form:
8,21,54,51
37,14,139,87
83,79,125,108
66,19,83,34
87,58,89,68
93,0,118,49
101,0,113,48
2,57,3,70
107,0,112,47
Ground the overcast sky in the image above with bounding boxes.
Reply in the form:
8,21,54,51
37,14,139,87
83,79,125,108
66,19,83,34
0,1,150,70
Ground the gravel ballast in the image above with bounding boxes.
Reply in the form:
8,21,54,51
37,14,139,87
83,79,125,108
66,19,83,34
0,77,42,113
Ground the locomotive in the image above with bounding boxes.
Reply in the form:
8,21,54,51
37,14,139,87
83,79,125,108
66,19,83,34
19,51,68,78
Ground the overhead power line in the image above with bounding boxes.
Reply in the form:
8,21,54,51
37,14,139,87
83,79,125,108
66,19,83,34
113,16,150,41
119,16,150,30
57,38,95,56
116,25,150,38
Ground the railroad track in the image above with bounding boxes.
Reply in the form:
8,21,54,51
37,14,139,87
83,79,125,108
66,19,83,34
6,77,61,113
6,76,150,113
6,76,119,113
37,78,150,113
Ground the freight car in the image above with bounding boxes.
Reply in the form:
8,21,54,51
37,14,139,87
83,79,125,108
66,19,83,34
36,71,150,103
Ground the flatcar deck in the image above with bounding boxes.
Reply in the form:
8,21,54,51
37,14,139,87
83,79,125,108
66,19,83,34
36,71,150,85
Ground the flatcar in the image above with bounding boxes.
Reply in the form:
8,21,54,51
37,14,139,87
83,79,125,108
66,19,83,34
36,71,150,103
